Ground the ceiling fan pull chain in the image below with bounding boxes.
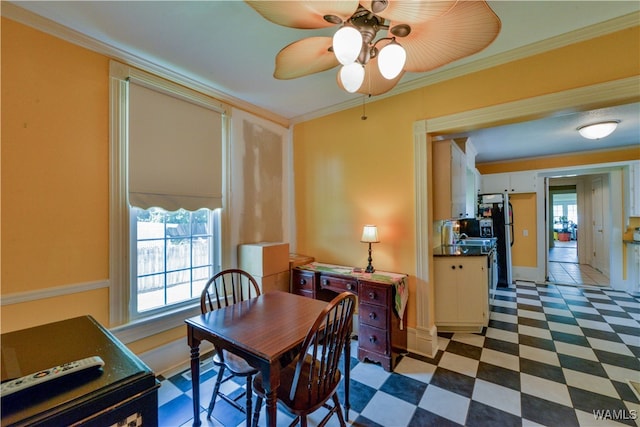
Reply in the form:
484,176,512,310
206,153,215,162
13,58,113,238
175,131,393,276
361,95,367,120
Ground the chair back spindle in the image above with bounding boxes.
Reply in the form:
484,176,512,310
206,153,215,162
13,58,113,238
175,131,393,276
200,268,260,313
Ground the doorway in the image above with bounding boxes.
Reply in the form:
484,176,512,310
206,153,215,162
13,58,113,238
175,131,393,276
547,176,610,287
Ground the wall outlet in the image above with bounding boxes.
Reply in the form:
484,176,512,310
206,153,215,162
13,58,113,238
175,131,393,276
523,229,529,236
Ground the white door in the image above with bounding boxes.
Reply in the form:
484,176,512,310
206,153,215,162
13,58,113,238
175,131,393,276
591,176,606,274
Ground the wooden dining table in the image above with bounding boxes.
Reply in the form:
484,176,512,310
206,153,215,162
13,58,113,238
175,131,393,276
185,290,351,427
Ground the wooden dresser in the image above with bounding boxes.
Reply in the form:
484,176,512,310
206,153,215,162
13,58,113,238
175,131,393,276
291,263,408,372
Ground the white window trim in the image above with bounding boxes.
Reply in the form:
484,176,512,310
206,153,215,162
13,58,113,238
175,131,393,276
109,60,231,341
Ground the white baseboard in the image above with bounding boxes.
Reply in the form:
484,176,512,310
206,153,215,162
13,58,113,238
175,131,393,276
407,325,438,358
139,338,213,376
513,266,541,283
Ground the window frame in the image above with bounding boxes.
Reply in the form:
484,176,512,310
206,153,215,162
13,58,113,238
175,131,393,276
109,61,231,340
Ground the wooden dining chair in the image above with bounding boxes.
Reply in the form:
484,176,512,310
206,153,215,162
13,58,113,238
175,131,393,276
251,291,356,427
200,268,261,426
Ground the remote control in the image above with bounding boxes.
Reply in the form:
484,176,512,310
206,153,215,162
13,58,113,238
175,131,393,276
1,356,104,397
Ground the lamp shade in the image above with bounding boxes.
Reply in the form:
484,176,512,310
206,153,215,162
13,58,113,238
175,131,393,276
377,40,406,80
339,63,365,93
333,25,363,65
361,225,380,243
577,121,619,140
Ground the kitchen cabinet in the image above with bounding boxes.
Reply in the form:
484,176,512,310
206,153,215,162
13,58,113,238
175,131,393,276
628,161,640,218
626,242,640,296
291,263,408,371
434,140,471,219
434,256,489,332
482,171,537,194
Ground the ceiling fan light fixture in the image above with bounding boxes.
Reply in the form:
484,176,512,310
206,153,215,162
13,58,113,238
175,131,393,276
333,25,363,65
577,121,620,140
377,40,406,80
340,63,365,93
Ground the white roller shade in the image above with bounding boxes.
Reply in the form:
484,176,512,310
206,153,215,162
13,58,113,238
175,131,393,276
128,81,222,211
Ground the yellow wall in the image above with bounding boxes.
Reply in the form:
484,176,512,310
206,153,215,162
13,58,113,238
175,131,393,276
1,18,111,330
2,16,639,354
509,193,537,267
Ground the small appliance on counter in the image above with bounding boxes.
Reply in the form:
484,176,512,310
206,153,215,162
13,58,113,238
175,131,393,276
441,220,456,246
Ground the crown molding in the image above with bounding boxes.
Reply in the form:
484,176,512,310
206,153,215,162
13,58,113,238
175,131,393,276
1,2,291,128
291,11,640,124
423,76,640,135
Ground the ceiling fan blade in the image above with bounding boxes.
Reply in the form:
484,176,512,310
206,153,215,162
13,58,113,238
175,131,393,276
361,0,457,24
274,37,339,79
245,0,359,29
399,0,501,73
337,57,404,96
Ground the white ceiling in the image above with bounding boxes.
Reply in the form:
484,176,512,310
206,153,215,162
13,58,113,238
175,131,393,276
5,1,640,163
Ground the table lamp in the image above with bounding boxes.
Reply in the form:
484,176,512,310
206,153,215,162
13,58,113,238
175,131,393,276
361,225,379,273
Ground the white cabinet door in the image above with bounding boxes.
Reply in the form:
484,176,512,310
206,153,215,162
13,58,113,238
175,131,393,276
457,258,488,324
434,259,459,324
451,143,467,218
629,161,640,217
508,171,537,193
481,173,508,193
434,257,489,329
481,171,536,194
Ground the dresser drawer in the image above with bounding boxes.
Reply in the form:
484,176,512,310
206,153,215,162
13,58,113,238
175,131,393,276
319,274,357,294
359,303,388,329
359,282,389,307
359,324,389,355
291,269,315,294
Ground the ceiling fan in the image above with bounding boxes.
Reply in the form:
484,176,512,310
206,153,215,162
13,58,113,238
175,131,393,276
245,0,501,96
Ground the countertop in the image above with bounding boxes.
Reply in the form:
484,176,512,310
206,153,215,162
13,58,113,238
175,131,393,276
434,245,494,257
623,240,640,245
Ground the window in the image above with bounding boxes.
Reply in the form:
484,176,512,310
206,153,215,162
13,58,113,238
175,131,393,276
553,205,563,223
132,207,220,317
109,61,229,332
567,204,578,225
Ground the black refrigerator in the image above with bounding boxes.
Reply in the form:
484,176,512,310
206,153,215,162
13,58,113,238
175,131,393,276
478,193,513,287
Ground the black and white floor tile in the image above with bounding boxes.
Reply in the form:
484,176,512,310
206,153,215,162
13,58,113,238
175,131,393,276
157,282,640,427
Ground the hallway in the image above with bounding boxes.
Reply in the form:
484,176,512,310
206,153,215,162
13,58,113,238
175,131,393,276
549,241,609,287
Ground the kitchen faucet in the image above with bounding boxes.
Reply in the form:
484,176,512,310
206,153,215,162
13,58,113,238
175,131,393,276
455,232,468,243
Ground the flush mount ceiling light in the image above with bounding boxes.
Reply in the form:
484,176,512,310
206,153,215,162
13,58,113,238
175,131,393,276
577,121,620,140
245,0,501,96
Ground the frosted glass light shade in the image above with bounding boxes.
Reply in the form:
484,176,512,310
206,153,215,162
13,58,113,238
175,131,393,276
340,63,365,93
333,26,363,65
361,225,379,243
577,121,619,140
378,41,406,80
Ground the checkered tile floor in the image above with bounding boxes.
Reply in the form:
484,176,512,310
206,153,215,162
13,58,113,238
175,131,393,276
157,282,640,426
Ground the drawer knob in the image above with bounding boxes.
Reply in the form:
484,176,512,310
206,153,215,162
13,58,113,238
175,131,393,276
369,312,377,320
368,292,376,299
369,336,377,343
346,283,353,290
300,279,306,285
322,279,329,286
451,265,456,270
